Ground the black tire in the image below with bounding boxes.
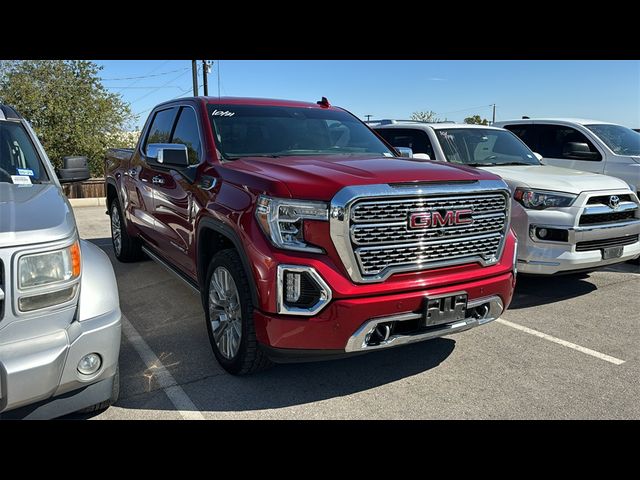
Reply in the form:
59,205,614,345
78,364,120,413
109,197,143,262
204,249,273,375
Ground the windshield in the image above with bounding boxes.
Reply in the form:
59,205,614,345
435,128,540,167
207,104,394,159
0,121,48,184
585,124,640,156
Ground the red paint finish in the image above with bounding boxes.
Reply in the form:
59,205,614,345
105,96,517,354
254,270,515,350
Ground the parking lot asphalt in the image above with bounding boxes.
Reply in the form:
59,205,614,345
70,206,640,419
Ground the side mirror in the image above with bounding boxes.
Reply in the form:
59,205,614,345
395,146,413,158
413,153,431,160
146,143,189,169
562,142,600,160
533,152,544,161
57,156,90,183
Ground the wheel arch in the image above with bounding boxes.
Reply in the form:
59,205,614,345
196,217,259,307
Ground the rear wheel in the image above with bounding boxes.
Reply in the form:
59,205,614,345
204,249,272,375
110,198,142,262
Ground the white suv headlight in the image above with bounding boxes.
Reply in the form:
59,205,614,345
514,188,577,209
17,240,81,312
255,196,328,253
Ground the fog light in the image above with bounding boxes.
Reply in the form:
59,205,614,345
537,228,548,239
78,353,102,375
285,272,302,302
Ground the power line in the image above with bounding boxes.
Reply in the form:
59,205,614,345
107,60,171,92
102,67,189,81
133,83,202,119
102,85,192,89
129,69,191,105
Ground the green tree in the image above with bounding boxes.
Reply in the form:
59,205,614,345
410,110,442,123
464,114,489,125
0,60,135,177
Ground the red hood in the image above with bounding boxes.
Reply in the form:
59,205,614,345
225,155,500,200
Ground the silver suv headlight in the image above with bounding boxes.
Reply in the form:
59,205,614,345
255,195,328,253
17,239,81,312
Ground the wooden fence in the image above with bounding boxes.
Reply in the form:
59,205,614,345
62,177,106,199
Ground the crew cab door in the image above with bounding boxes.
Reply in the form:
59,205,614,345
123,108,178,242
129,107,180,245
149,105,203,277
507,123,605,174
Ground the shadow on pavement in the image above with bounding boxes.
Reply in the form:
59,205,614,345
510,274,597,309
179,338,456,412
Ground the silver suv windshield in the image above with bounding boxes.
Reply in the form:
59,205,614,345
207,104,394,160
435,128,540,167
0,121,49,183
585,124,640,156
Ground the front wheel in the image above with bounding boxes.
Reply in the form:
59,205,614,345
110,198,143,262
204,249,272,375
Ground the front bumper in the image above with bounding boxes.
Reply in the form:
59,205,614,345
0,307,121,419
254,270,514,356
518,220,640,275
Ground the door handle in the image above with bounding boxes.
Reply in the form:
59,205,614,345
126,168,138,178
152,175,165,186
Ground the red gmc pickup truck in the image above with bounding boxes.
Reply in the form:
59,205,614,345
105,96,517,374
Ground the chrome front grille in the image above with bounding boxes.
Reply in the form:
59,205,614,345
356,233,503,275
329,181,511,283
352,213,505,245
351,194,506,223
579,198,638,226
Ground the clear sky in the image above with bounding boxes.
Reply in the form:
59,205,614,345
94,60,640,130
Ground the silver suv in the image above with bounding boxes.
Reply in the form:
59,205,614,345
0,105,121,419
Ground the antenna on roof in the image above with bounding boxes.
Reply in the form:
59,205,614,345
317,97,330,108
522,116,530,119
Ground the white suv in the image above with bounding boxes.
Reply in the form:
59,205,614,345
373,121,640,275
493,118,640,192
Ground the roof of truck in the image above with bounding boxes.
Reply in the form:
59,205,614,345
0,104,23,121
153,96,338,112
202,96,334,109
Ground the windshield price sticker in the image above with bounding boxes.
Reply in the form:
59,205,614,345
11,175,32,185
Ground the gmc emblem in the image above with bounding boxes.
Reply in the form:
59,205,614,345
409,209,473,229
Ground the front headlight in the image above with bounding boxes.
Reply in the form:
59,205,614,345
17,240,81,312
255,195,328,253
514,188,577,210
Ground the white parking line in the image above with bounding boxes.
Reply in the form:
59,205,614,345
121,315,205,420
496,318,625,366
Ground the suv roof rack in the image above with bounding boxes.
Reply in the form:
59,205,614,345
0,105,23,121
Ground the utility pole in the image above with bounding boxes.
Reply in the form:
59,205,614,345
191,60,198,96
492,104,496,124
365,115,372,122
202,60,209,96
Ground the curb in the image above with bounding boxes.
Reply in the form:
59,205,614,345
68,197,106,207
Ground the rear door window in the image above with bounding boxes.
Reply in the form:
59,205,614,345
535,124,601,160
375,128,436,159
171,107,202,165
144,108,178,152
503,124,538,152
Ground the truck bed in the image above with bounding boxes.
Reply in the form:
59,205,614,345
106,148,134,163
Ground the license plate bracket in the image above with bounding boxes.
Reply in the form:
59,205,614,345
423,293,468,327
602,246,624,260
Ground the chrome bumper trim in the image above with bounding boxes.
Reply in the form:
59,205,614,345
344,295,503,352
